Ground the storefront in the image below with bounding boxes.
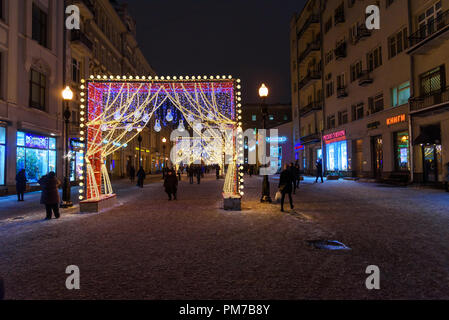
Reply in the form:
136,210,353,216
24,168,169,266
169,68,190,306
0,126,6,185
393,131,410,172
16,131,57,183
70,139,85,182
324,130,348,172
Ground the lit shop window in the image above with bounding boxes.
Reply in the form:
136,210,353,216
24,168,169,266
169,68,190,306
16,131,57,183
394,131,410,171
0,126,6,185
326,140,348,171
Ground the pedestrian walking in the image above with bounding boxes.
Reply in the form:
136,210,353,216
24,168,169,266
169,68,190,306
15,169,27,201
188,165,194,184
249,165,253,177
444,162,449,192
289,163,297,195
177,167,182,181
129,166,136,183
38,171,61,220
136,166,146,188
196,166,201,184
278,164,294,212
315,158,324,183
164,169,178,200
295,164,301,188
216,165,220,180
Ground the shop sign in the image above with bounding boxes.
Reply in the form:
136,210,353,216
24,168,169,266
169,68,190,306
25,133,49,149
266,136,287,143
367,121,380,130
294,143,304,151
323,130,346,144
386,114,406,126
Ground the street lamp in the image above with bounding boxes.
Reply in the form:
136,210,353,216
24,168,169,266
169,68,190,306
162,137,167,174
61,86,73,208
259,83,272,203
138,134,142,168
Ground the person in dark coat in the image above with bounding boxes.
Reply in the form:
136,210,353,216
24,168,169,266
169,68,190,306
38,172,61,220
196,166,201,184
188,165,194,184
289,163,297,195
444,162,449,192
294,164,301,188
129,166,136,183
15,169,27,201
136,166,146,188
315,158,324,183
216,165,220,180
164,169,178,200
177,167,182,181
278,164,294,212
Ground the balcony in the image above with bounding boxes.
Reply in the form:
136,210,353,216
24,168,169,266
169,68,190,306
409,86,449,113
297,14,320,39
408,9,449,55
334,10,345,25
355,25,372,42
334,41,347,60
298,68,321,90
358,70,373,86
300,132,321,144
337,86,348,98
298,40,321,63
71,30,93,55
299,101,323,117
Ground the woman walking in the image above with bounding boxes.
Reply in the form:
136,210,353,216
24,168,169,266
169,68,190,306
38,172,61,220
136,166,146,188
164,169,178,200
15,169,27,201
278,164,294,212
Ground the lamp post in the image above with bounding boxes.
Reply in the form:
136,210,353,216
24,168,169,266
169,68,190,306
162,137,167,173
259,83,272,203
138,134,142,169
61,86,73,208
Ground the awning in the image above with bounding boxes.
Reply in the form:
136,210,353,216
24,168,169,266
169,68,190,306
413,125,441,145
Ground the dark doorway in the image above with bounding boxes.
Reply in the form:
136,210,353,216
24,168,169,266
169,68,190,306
371,135,383,179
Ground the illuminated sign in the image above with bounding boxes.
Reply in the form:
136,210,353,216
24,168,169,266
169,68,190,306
266,136,287,143
386,114,406,126
323,130,346,144
25,133,49,149
294,143,304,151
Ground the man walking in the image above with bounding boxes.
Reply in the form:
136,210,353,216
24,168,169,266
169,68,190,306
38,172,61,220
196,166,201,184
164,169,178,200
278,164,294,212
136,166,146,188
188,165,194,184
315,158,324,183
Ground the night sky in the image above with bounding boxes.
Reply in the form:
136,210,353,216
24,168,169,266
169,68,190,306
126,0,306,104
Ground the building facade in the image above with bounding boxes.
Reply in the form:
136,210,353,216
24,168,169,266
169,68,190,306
407,0,449,184
290,0,324,174
65,0,165,180
0,0,66,195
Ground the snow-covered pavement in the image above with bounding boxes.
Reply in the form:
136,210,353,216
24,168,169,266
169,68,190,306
0,174,448,299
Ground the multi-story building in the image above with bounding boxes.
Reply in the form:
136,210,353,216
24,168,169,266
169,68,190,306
0,0,66,195
65,0,161,180
321,0,412,180
290,0,324,174
407,0,449,184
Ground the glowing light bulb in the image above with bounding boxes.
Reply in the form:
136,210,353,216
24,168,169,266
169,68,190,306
126,123,133,132
166,109,173,122
195,122,203,131
154,120,161,132
187,114,195,123
114,110,121,121
142,113,150,123
178,120,185,132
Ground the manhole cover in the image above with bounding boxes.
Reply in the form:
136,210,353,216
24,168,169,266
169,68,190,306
307,240,351,250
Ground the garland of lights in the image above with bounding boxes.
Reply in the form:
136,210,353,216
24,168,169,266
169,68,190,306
78,75,245,201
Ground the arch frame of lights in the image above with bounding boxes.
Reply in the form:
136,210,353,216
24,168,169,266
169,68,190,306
79,75,244,202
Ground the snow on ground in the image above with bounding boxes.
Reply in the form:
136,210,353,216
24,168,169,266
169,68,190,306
0,173,448,299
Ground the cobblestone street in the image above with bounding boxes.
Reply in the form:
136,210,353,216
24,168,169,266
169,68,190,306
1,174,449,299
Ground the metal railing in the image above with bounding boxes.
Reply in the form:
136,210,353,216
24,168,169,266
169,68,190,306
409,9,449,47
358,70,373,86
298,68,322,89
297,14,320,39
356,25,372,42
298,40,321,63
299,101,323,117
337,86,347,98
334,41,347,59
409,86,449,112
334,10,345,25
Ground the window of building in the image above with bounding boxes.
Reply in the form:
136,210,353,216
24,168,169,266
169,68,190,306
325,50,333,65
391,81,411,107
418,1,442,38
368,93,384,114
326,80,334,97
348,0,356,8
367,46,382,71
269,115,274,121
72,58,81,83
32,3,48,48
30,69,46,111
350,60,362,82
252,115,257,121
326,140,348,171
393,131,410,171
334,3,345,25
337,73,346,88
388,27,408,59
352,103,364,121
0,126,5,185
327,115,336,129
16,131,57,183
386,0,396,7
325,17,332,33
420,66,444,95
339,110,348,125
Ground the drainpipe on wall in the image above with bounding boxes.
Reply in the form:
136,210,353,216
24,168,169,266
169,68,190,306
407,0,414,184
319,0,326,177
